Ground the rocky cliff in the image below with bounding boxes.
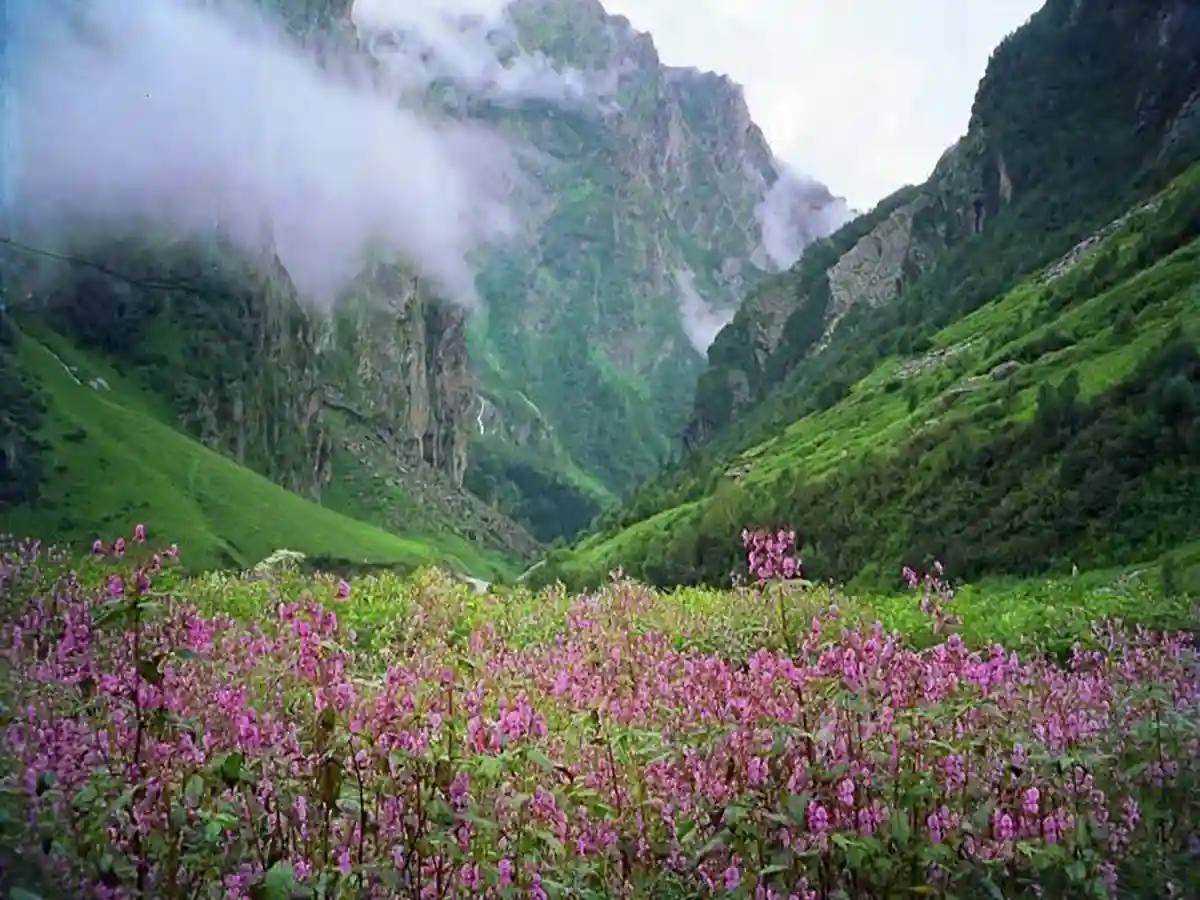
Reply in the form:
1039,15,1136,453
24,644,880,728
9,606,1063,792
402,0,852,537
17,240,454,478
684,0,1200,451
322,263,473,487
544,0,1200,589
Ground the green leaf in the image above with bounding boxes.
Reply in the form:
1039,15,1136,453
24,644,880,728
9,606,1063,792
475,755,504,780
34,772,56,796
785,792,809,827
184,774,205,804
723,803,749,826
694,829,729,861
218,752,248,788
533,828,565,856
9,888,47,900
261,861,297,900
71,785,98,811
136,655,165,686
525,747,555,770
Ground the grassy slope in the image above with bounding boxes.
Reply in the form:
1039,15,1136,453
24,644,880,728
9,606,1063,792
2,327,516,580
548,165,1200,588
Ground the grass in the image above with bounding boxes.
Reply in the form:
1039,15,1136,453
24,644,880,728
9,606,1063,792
2,328,516,580
555,164,1200,584
193,549,1198,666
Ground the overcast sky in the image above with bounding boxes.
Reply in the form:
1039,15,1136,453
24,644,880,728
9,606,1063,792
603,0,1045,211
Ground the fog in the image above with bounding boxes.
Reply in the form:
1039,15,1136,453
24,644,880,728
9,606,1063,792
0,0,588,308
353,0,621,106
2,0,852,319
674,268,736,356
755,164,854,270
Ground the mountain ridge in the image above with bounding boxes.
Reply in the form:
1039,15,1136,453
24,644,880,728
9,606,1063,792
0,0,846,564
537,0,1200,591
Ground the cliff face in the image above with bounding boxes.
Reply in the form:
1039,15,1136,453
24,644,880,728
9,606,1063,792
17,238,472,490
684,0,1200,450
322,264,472,487
450,0,849,533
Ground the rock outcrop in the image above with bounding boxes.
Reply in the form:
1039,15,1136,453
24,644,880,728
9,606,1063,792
322,263,472,487
683,0,1200,450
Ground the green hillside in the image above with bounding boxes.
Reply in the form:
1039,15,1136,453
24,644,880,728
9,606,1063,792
537,162,1200,591
536,0,1200,592
0,323,516,580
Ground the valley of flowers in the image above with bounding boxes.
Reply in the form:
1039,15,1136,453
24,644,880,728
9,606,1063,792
0,528,1197,899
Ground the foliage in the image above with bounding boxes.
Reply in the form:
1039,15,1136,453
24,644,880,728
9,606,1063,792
0,330,514,580
466,27,777,536
1,528,1198,899
551,163,1200,591
465,437,605,544
0,304,46,508
586,0,1200,584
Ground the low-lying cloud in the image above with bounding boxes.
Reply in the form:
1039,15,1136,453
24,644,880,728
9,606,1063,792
2,0,854,329
2,0,605,308
755,164,855,270
674,268,735,356
354,0,620,107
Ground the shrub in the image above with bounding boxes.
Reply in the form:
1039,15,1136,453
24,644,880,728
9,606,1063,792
0,528,1197,899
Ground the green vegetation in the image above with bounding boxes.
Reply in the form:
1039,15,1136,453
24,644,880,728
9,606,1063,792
1,531,1196,897
542,163,1200,590
0,326,515,579
463,11,778,539
549,1,1200,591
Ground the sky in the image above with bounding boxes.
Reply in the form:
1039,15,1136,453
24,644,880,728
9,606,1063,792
603,0,1045,211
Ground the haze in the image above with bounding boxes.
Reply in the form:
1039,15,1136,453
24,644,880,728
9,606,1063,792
2,0,538,307
0,0,1007,353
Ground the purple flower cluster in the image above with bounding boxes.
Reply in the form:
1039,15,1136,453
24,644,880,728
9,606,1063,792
0,530,1196,899
742,528,802,583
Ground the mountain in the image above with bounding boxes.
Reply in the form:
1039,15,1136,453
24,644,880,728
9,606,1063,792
0,238,533,577
449,0,850,539
0,0,847,565
536,0,1200,591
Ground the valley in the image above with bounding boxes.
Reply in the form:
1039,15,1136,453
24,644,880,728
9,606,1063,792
1,1,1198,897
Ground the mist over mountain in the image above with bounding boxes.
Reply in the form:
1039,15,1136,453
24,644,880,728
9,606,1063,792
3,0,848,311
0,0,856,557
2,0,538,308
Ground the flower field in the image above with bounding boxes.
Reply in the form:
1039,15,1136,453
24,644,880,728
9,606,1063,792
0,529,1197,899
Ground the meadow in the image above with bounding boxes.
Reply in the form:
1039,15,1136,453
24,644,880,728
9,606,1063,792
0,527,1197,899
3,327,516,581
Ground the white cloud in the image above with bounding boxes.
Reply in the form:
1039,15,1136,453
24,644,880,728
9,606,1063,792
2,0,1046,315
674,268,734,355
1,0,591,309
755,165,854,269
352,0,620,106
